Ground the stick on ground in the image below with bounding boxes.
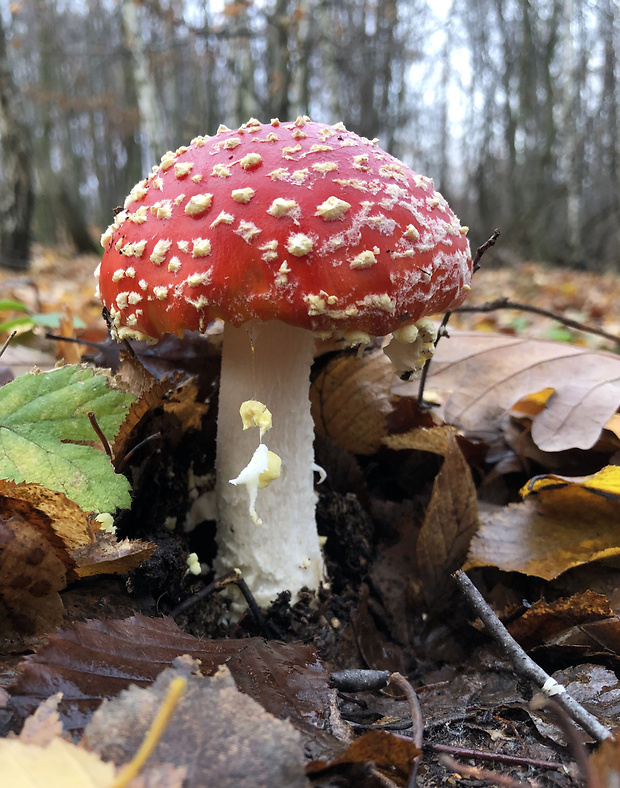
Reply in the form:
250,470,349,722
454,570,612,743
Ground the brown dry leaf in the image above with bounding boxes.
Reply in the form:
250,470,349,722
416,432,479,609
307,729,420,781
6,613,337,760
467,490,620,580
507,591,612,650
522,463,620,500
590,734,620,785
394,331,620,451
0,515,69,646
310,349,393,454
383,424,458,455
0,479,92,552
83,656,309,788
72,532,157,578
162,380,208,432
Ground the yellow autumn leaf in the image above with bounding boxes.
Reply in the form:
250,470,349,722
0,736,116,787
522,465,620,503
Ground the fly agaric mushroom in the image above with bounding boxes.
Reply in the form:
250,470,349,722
96,116,472,610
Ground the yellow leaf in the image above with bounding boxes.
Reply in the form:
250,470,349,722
522,465,620,504
0,737,116,787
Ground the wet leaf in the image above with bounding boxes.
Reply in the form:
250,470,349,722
417,432,479,608
6,614,337,760
310,350,393,455
84,656,309,788
0,515,70,647
72,532,156,578
394,331,620,452
467,488,620,580
0,365,135,511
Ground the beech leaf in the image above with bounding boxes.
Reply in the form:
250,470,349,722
416,431,479,608
467,466,620,580
394,331,620,452
0,365,135,512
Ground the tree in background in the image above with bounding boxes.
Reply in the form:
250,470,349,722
0,9,33,270
0,0,618,271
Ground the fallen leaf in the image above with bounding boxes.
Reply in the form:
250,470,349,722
383,425,458,455
590,735,620,786
0,515,69,646
507,591,612,650
84,656,309,788
310,350,393,454
0,735,116,787
0,480,92,552
466,492,620,581
72,532,157,578
522,464,620,502
0,365,135,511
416,432,479,609
19,693,64,746
394,331,620,452
6,613,337,760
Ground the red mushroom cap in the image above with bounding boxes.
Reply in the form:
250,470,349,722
97,117,472,341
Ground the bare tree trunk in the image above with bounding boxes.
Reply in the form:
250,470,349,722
0,12,34,270
560,0,583,265
122,0,166,169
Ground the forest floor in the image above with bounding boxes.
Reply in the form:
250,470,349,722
1,246,620,787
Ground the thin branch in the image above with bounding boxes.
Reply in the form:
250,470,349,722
0,330,17,360
454,570,612,744
390,673,423,788
416,229,499,405
440,755,530,788
88,411,112,457
426,743,569,773
454,297,620,345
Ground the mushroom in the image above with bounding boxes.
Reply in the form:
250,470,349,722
96,116,473,610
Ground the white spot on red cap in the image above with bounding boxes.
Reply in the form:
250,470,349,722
154,286,169,300
350,250,378,269
160,152,176,171
127,206,148,224
185,193,213,216
316,196,351,221
240,152,262,170
312,162,338,174
232,188,255,204
150,239,172,265
151,200,173,219
236,220,261,243
287,233,313,256
211,211,234,228
175,162,194,178
404,224,419,241
267,198,298,218
192,238,212,257
212,164,231,178
268,168,289,181
177,240,190,253
168,257,181,272
282,144,302,159
185,271,212,287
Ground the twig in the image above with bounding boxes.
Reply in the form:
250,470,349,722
116,432,162,472
416,229,500,405
454,297,620,345
390,673,423,788
472,228,501,273
45,332,106,349
170,570,239,618
0,330,17,360
329,669,390,692
170,569,272,637
454,570,612,743
87,411,112,457
426,743,569,773
440,755,529,788
530,695,598,788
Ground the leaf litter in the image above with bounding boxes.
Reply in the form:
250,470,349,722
3,253,620,785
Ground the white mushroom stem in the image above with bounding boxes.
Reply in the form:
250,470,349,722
213,320,324,609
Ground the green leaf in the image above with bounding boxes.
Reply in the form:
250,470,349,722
31,312,87,329
0,366,136,512
0,299,30,313
0,316,35,333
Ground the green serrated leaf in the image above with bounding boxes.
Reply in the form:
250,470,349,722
0,366,135,512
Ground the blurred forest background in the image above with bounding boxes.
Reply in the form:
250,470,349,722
0,0,619,273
